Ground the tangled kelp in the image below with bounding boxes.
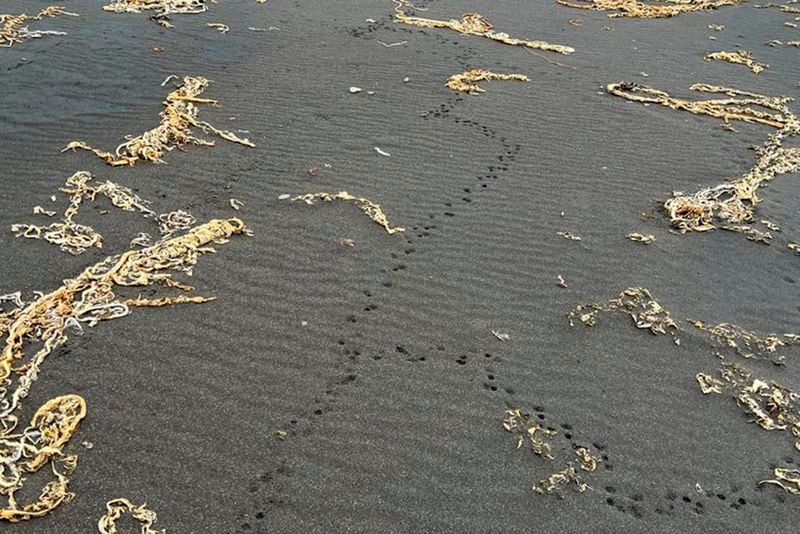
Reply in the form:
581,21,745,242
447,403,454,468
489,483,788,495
503,408,602,495
63,76,254,167
1,6,77,48
568,287,678,336
393,0,574,54
292,192,405,235
102,0,207,19
555,0,743,18
98,498,163,533
446,69,528,94
607,82,800,233
11,171,156,255
0,218,248,522
705,51,768,74
692,321,800,362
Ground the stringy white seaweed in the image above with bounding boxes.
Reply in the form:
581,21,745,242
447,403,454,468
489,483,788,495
393,0,574,54
11,171,156,255
606,82,800,234
0,6,77,48
0,218,249,522
555,0,745,18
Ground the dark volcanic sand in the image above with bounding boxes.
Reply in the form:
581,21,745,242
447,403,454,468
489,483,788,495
1,0,800,532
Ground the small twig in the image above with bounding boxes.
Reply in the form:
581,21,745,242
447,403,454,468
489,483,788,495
376,39,407,47
526,48,575,69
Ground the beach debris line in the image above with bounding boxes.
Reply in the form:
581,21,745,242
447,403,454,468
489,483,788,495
704,51,768,74
607,82,800,235
98,498,163,534
571,287,800,362
393,0,574,54
63,76,255,166
691,321,800,362
1,6,78,48
102,0,208,24
503,408,603,494
568,287,679,337
445,69,528,95
292,192,405,235
555,0,744,18
11,171,156,255
0,218,249,523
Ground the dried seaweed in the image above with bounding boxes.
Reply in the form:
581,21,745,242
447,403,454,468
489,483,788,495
691,321,800,362
720,225,773,244
696,362,800,448
63,76,255,167
393,0,574,54
292,192,404,235
568,287,678,336
607,82,800,234
760,468,800,494
102,0,207,20
535,464,588,494
98,498,163,534
446,69,528,94
11,172,156,255
626,232,655,244
0,218,248,522
504,408,602,495
1,6,77,48
705,51,768,74
503,409,557,459
556,0,743,18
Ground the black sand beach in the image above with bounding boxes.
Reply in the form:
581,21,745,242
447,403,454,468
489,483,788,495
2,0,800,532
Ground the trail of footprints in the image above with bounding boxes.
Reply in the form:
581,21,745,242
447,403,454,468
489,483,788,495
238,12,793,530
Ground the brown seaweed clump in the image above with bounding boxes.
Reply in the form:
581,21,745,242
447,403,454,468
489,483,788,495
0,218,248,522
705,51,768,74
98,498,163,533
11,171,156,255
446,69,528,94
607,82,800,234
1,6,77,48
568,287,678,336
63,76,255,166
555,0,744,18
292,191,405,235
393,0,574,54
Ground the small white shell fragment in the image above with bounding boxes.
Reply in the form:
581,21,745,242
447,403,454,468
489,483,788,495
349,86,362,93
403,77,410,83
278,194,291,200
366,18,376,22
375,147,391,157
